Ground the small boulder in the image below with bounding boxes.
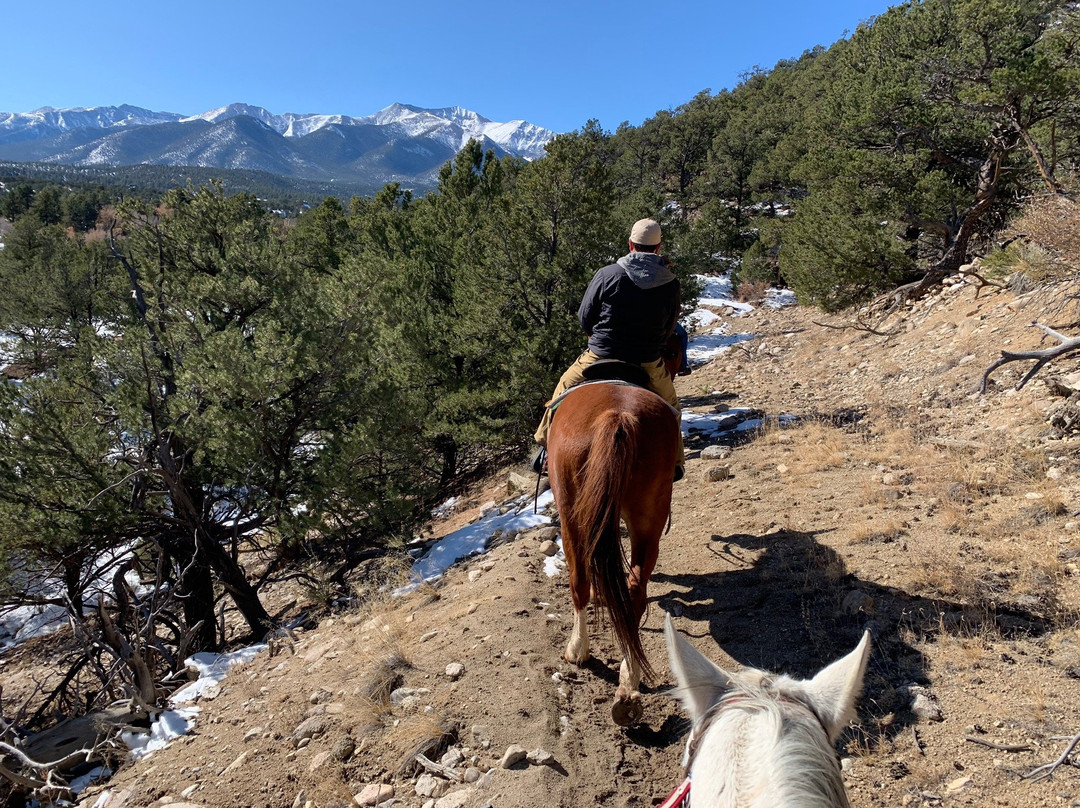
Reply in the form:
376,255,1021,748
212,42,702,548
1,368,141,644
527,748,556,767
499,744,528,769
390,687,430,705
707,464,731,482
292,715,333,743
332,735,356,762
354,783,394,806
445,662,465,680
434,790,473,808
415,773,447,798
911,693,943,721
533,526,560,542
308,751,333,772
946,776,972,793
440,747,465,768
471,725,492,748
701,444,732,460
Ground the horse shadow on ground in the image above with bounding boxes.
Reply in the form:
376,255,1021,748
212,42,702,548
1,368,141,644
647,527,1050,748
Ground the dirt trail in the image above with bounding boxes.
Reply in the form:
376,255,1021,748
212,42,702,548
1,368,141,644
70,277,1080,808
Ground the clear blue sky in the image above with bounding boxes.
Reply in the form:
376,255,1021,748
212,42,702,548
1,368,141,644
5,0,896,133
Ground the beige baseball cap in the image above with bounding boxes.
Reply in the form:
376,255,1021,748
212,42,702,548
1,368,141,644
630,218,662,246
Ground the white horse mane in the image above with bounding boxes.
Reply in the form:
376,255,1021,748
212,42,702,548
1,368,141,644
665,616,871,808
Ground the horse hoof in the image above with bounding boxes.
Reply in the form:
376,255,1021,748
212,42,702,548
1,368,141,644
611,693,644,727
564,649,589,665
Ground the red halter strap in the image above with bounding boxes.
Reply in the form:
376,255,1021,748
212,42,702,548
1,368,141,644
658,776,691,808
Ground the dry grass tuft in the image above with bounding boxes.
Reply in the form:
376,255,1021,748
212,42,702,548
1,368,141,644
388,713,461,775
923,440,1051,513
937,500,972,535
736,280,770,304
933,632,994,670
357,651,410,715
909,548,997,607
850,517,908,545
866,423,920,464
357,553,417,602
299,562,348,612
994,193,1080,282
792,421,851,471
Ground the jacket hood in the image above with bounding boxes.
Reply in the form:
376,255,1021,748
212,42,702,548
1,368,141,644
617,252,676,289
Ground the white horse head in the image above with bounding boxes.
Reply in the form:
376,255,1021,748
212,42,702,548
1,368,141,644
664,614,870,808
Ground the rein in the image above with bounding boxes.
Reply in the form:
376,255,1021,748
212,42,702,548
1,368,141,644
658,775,692,808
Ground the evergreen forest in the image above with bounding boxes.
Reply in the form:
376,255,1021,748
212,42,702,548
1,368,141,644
0,0,1078,742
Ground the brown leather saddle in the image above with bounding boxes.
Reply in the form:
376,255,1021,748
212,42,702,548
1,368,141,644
579,359,652,388
545,360,653,413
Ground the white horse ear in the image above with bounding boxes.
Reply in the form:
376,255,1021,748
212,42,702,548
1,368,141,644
801,630,871,743
664,613,736,724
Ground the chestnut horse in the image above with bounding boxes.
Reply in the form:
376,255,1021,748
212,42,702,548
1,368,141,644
547,380,679,725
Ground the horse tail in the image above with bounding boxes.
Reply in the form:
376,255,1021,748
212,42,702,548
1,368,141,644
572,408,654,683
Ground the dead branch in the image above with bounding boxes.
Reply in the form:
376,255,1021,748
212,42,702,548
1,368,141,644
813,319,900,338
1022,730,1080,781
97,601,158,708
26,655,90,730
965,736,1034,752
957,268,1008,298
912,726,925,756
415,752,463,782
980,321,1080,393
0,760,46,791
0,740,95,774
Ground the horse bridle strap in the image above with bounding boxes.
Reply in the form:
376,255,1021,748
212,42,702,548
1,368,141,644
658,776,691,808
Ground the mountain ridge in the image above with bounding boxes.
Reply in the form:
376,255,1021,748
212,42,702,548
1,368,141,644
0,103,558,192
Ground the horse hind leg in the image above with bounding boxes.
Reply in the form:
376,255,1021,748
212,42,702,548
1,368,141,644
565,607,590,665
611,508,665,727
611,659,645,727
563,541,591,665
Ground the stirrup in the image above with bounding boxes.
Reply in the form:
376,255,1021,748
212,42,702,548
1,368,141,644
530,446,547,475
673,464,685,483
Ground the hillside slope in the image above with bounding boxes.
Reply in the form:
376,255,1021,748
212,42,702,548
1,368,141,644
74,275,1080,808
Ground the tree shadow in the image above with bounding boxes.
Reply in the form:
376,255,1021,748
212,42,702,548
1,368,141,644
648,528,1049,744
679,389,739,409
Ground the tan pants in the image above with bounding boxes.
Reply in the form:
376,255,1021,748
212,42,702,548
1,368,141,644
534,350,685,465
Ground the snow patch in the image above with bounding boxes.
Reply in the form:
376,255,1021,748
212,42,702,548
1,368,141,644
398,491,554,594
122,643,267,759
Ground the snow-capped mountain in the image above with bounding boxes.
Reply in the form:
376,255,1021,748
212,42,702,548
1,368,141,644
0,102,558,191
0,105,183,144
175,102,553,161
354,103,552,160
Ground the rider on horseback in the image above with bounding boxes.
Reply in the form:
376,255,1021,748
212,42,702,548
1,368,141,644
532,218,685,481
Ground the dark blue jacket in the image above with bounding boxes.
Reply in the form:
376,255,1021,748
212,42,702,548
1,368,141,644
578,253,680,363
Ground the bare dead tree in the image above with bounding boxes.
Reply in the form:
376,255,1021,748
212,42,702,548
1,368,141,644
980,322,1080,392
